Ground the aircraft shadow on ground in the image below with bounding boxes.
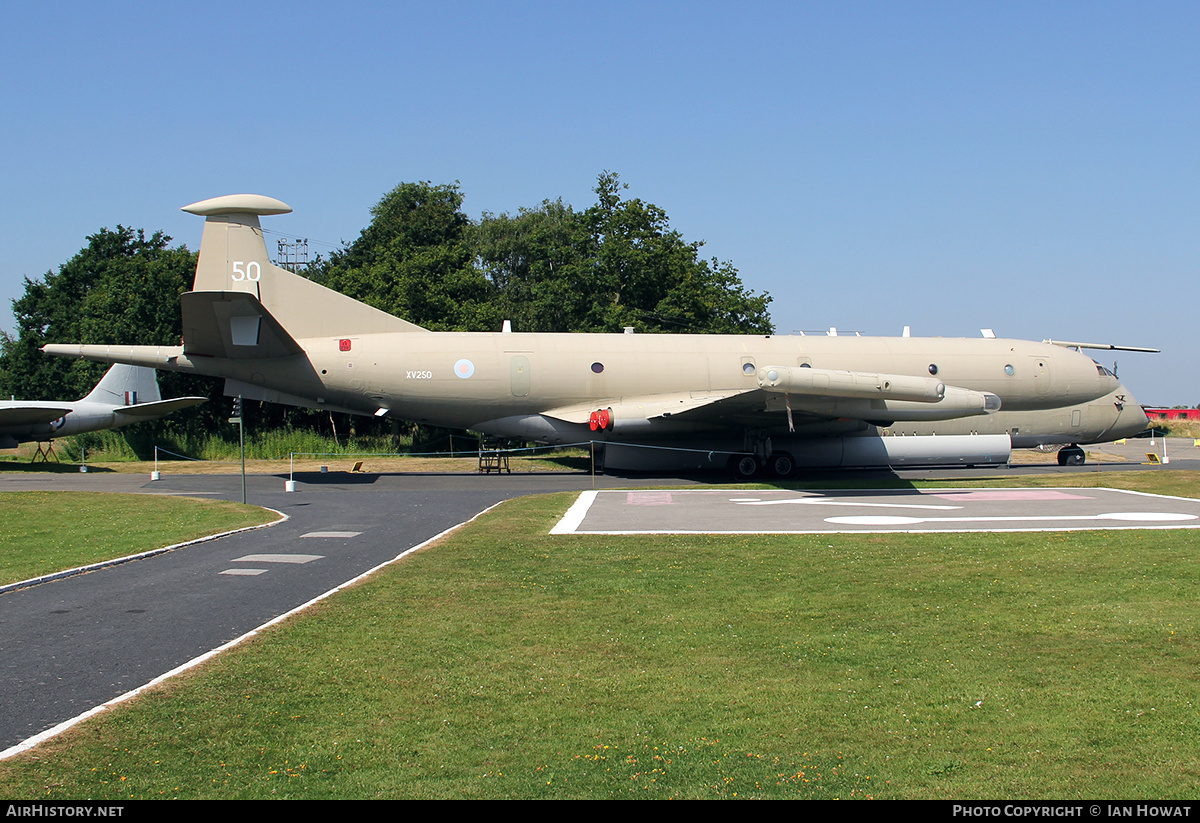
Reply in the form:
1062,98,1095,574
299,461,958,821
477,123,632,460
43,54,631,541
0,461,116,474
283,470,384,485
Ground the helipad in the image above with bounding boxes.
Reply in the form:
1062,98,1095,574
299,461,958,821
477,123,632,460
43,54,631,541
551,488,1200,535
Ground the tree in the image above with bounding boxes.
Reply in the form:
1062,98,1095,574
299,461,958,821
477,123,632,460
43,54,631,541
1,227,200,402
584,172,772,334
314,182,497,331
318,174,773,335
471,198,593,332
472,172,773,334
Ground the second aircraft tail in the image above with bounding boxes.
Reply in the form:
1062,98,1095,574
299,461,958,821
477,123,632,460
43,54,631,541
81,363,163,405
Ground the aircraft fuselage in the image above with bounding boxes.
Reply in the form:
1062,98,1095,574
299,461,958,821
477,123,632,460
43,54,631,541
72,329,1143,449
41,194,1152,472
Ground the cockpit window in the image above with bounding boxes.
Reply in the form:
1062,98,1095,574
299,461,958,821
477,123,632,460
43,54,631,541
1094,361,1115,378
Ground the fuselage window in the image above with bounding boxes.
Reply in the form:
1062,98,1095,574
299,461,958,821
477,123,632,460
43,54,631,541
928,364,938,375
591,362,604,374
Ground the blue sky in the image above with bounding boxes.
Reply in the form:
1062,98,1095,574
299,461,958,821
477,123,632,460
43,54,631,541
2,1,1196,404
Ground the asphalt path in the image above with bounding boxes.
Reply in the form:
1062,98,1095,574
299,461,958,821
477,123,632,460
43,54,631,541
0,438,1194,754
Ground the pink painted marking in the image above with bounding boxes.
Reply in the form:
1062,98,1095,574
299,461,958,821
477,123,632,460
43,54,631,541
626,492,674,506
927,490,1091,501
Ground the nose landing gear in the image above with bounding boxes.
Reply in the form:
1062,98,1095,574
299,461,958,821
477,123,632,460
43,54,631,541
1057,445,1086,466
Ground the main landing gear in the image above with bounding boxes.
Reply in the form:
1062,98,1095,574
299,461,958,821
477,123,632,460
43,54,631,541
1057,445,1086,466
728,451,795,479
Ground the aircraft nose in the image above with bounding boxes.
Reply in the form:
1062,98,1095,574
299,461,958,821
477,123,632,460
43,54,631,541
1111,388,1150,440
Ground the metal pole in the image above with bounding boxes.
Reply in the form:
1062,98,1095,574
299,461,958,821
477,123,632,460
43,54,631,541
240,404,246,504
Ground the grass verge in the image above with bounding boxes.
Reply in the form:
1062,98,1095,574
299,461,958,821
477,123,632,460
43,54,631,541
1,473,1199,798
0,493,277,586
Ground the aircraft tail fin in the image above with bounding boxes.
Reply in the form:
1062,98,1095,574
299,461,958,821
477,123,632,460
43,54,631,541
182,195,428,338
81,364,163,406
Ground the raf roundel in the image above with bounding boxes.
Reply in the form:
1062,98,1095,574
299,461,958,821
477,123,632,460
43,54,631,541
454,358,475,379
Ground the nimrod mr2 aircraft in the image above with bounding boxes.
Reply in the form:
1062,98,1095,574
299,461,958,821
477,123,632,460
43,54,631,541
44,194,1153,476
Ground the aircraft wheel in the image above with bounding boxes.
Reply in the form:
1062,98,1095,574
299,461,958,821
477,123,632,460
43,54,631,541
728,454,760,479
1057,445,1086,466
767,452,795,478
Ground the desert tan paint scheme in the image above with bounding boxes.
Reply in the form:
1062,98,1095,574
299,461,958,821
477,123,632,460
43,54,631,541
43,194,1153,475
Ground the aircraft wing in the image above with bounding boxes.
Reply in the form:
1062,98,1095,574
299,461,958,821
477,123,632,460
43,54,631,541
538,387,862,436
1043,339,1160,353
0,405,73,428
112,397,207,418
540,389,765,427
540,363,1001,432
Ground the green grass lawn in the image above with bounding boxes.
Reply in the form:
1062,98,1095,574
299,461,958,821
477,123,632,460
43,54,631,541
2,474,1199,799
0,492,278,586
